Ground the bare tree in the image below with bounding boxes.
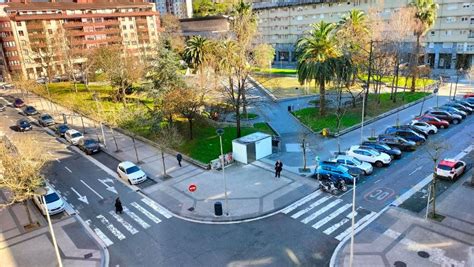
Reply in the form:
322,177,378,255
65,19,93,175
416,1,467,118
423,140,448,219
253,43,275,70
0,134,49,226
299,131,310,172
160,14,185,53
155,126,183,177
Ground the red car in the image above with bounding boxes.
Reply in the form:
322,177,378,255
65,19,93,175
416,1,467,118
463,93,474,99
415,115,449,129
13,98,25,108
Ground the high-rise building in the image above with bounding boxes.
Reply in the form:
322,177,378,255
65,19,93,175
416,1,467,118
254,0,474,75
0,0,161,80
155,0,192,18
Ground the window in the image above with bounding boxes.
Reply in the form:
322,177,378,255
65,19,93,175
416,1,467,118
122,25,126,30
430,31,435,36
16,22,21,26
462,3,470,8
446,17,456,23
123,33,128,38
18,30,24,36
129,25,134,29
48,29,52,34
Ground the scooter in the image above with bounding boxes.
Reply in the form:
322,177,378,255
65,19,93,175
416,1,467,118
318,175,347,194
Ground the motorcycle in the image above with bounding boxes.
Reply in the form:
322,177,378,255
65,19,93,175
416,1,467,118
318,174,347,194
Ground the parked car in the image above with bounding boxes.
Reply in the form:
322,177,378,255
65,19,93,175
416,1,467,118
23,105,38,116
346,145,391,167
389,125,428,138
117,161,147,185
315,161,358,184
435,159,466,180
16,119,32,132
415,115,449,129
444,102,473,114
377,135,417,151
384,127,426,145
328,155,373,175
361,141,402,159
36,77,48,84
13,98,25,108
464,97,474,105
437,106,467,119
78,138,101,155
424,110,462,125
38,114,55,126
462,93,474,99
64,129,83,145
0,103,5,112
453,99,474,109
33,186,65,216
55,124,70,137
409,120,438,135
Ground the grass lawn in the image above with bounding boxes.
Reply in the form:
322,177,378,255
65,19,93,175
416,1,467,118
177,121,275,164
293,92,430,133
253,74,317,98
360,75,437,89
239,113,258,120
253,68,297,75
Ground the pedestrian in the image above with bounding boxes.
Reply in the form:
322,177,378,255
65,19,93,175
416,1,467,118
177,153,183,167
275,160,283,178
115,197,123,214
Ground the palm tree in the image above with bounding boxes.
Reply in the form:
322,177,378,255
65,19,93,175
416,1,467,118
296,21,341,116
183,36,210,88
409,0,438,92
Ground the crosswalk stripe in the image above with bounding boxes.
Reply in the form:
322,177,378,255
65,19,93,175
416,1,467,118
312,204,352,230
291,196,331,219
123,206,150,229
301,199,342,224
85,219,114,247
335,212,376,241
131,202,162,224
141,198,173,219
323,211,359,235
97,215,126,240
281,191,322,214
109,211,139,235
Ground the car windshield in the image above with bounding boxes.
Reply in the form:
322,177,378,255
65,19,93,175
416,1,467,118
351,158,362,165
84,139,97,146
19,120,29,125
41,115,52,120
44,192,60,203
71,132,82,138
379,144,391,150
126,166,141,174
59,125,69,130
398,137,409,143
369,149,380,156
437,164,452,171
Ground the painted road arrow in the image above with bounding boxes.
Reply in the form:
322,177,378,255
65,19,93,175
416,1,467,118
98,178,117,194
71,187,89,205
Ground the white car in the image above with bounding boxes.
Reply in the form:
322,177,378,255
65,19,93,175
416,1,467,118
346,145,391,167
328,154,373,175
117,161,147,185
409,120,438,135
435,159,466,180
64,129,83,145
33,186,65,216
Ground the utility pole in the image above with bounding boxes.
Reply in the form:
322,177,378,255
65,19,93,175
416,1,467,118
363,40,374,119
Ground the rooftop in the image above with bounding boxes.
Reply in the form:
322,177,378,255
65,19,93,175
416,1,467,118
4,1,153,11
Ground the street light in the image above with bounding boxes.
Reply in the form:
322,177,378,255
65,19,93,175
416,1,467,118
34,187,63,267
92,93,107,149
216,128,229,216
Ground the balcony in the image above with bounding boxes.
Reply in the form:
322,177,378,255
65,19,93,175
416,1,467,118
71,36,122,46
26,23,43,30
63,20,120,28
68,28,120,37
135,18,148,25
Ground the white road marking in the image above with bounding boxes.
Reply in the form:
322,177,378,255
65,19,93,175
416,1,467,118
97,214,126,241
335,212,376,241
141,198,173,219
323,218,349,235
80,180,104,199
312,204,352,230
55,158,60,163
70,187,89,204
281,190,322,214
131,202,162,224
374,179,381,183
408,166,423,176
98,178,117,194
123,206,150,229
64,166,72,173
291,196,331,219
85,219,114,247
301,199,342,224
109,211,139,235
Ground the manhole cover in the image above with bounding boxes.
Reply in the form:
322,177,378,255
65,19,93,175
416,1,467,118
393,261,407,267
417,251,430,258
188,207,195,212
84,253,93,259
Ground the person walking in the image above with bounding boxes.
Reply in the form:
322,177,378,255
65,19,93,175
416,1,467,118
176,153,183,167
275,160,283,178
115,197,123,214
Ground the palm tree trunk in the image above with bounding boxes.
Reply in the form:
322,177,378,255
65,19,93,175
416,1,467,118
319,81,326,116
411,35,421,92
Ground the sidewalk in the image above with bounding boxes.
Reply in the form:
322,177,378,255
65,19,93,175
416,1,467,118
332,168,474,267
0,194,104,267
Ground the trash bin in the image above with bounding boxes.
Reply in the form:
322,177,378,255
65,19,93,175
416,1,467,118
322,128,330,137
287,105,292,112
214,202,223,216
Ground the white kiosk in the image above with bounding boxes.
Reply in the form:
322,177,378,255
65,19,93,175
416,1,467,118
232,132,272,164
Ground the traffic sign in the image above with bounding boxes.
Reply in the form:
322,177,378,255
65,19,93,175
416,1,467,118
188,184,197,192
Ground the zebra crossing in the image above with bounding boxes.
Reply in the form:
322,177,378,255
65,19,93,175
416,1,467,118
85,197,172,247
281,191,376,241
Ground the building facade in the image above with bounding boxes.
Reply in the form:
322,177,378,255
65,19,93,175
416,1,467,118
155,0,192,19
0,0,161,80
254,0,474,75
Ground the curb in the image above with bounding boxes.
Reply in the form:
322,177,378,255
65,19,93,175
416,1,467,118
74,215,110,267
248,75,278,102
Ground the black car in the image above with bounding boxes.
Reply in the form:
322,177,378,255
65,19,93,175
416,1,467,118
361,141,402,159
0,103,5,112
391,125,428,138
425,110,462,124
14,98,25,108
377,135,417,151
16,119,32,132
38,114,55,126
23,106,38,116
444,102,472,114
78,138,101,155
454,99,474,109
384,127,426,145
55,124,70,136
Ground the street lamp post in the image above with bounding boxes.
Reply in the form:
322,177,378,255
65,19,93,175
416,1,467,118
453,68,463,100
92,93,107,149
216,128,229,216
35,187,63,267
360,91,366,144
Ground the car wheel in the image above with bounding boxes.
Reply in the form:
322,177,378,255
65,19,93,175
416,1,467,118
331,189,338,195
375,161,383,168
452,174,457,181
364,170,369,176
453,119,460,124
429,130,435,134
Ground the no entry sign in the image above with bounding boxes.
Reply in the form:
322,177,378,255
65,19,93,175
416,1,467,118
188,184,197,192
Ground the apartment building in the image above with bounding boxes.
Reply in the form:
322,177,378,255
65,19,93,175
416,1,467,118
154,0,192,18
254,0,474,75
0,0,161,80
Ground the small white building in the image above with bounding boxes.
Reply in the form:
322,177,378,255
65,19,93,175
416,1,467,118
232,132,272,164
